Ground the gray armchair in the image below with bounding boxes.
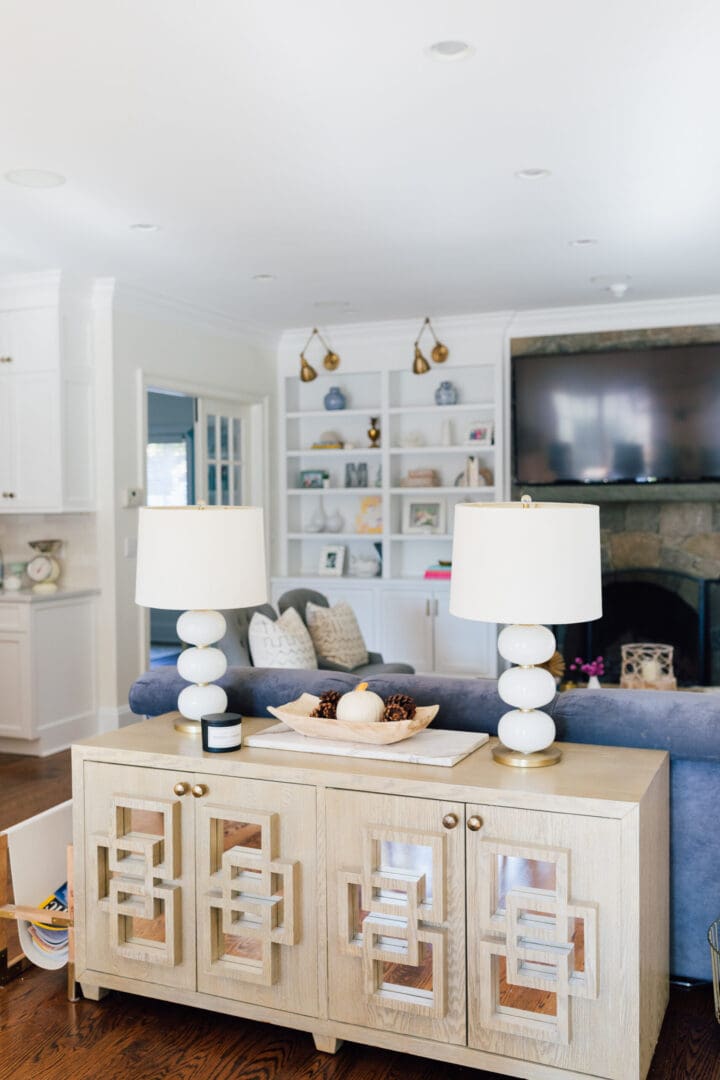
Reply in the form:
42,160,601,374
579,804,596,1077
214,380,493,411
277,588,414,675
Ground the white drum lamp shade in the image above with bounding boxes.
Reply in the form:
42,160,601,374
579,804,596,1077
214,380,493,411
450,499,601,766
135,506,268,733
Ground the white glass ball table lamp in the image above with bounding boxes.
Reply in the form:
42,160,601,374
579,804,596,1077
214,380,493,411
450,496,602,767
135,505,268,735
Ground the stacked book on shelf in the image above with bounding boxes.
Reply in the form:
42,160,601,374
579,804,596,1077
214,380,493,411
424,562,451,580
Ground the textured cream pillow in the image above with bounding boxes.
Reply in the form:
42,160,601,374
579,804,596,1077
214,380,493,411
306,601,369,669
248,607,317,669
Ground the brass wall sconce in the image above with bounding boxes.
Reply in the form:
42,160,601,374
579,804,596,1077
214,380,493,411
412,317,449,375
298,327,341,381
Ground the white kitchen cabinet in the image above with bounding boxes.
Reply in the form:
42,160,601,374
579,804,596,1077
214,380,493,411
0,632,33,737
0,591,98,754
0,373,62,510
0,276,94,512
0,306,59,372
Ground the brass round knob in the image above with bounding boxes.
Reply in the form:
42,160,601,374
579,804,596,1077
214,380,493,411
173,781,190,797
191,783,208,798
442,813,459,830
467,815,483,832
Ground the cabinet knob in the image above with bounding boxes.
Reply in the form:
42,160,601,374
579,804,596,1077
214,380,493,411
467,815,483,832
442,812,459,830
173,781,190,797
2,492,15,499
0,356,12,364
191,783,208,798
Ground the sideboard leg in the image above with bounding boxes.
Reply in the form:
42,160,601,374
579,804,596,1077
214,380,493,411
80,982,109,1001
313,1034,343,1054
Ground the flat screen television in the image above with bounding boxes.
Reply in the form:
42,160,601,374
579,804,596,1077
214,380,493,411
512,343,720,485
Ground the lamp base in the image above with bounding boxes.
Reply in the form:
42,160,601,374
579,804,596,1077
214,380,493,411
492,744,562,768
174,717,202,736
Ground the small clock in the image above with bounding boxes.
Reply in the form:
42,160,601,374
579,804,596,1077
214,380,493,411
27,540,62,593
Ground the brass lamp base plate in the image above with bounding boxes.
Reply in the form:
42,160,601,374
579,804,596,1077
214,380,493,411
174,717,202,736
492,745,562,768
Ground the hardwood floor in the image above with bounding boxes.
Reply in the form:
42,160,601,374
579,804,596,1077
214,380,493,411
1,750,719,1080
0,749,72,830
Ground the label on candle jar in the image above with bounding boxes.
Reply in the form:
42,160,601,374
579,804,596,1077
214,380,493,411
207,723,242,749
201,713,243,752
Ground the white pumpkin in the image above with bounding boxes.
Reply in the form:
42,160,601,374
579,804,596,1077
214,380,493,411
336,682,386,724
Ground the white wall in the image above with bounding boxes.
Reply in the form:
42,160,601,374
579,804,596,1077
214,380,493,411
94,284,277,721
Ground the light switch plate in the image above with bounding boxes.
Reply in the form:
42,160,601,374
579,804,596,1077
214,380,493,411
123,487,145,508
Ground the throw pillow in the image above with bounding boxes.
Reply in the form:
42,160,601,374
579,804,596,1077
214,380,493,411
306,600,369,669
248,607,317,669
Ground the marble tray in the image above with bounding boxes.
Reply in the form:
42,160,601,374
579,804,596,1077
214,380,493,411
245,723,489,767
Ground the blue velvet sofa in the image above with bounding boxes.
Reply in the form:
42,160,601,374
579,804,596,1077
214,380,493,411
129,666,720,982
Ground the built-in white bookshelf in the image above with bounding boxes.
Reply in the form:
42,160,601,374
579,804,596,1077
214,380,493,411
279,361,502,580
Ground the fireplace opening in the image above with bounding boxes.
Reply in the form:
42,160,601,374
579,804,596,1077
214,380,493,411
559,569,710,686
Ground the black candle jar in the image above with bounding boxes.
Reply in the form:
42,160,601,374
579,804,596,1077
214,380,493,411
201,712,243,753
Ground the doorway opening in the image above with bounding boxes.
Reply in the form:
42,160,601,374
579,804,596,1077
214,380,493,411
144,385,260,669
146,389,196,667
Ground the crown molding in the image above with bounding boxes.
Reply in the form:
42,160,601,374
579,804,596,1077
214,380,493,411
111,281,278,350
507,293,720,339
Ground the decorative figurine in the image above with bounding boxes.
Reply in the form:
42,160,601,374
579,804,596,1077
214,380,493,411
367,416,381,448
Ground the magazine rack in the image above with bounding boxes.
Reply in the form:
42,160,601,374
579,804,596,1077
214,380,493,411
0,801,77,1001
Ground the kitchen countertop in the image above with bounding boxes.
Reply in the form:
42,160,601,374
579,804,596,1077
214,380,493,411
0,587,99,603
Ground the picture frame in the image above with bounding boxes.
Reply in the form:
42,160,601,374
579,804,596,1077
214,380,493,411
318,544,346,576
402,497,446,535
464,421,493,447
300,469,328,489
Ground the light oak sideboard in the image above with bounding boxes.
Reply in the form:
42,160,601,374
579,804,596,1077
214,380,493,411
72,715,669,1080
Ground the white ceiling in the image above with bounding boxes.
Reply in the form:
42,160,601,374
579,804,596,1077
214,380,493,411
1,0,718,331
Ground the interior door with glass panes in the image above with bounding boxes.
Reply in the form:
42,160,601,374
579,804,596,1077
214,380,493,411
195,398,251,507
466,803,623,1078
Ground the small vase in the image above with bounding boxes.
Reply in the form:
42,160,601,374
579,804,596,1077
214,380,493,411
324,386,346,410
435,380,458,406
325,509,344,533
367,417,381,448
306,497,327,533
587,675,601,689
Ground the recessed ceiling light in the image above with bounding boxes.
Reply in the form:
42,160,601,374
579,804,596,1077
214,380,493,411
591,274,632,299
252,273,275,282
569,238,599,247
426,40,474,61
129,222,161,232
5,168,66,188
515,168,552,180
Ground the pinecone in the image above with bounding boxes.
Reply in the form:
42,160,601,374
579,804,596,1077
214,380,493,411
384,703,407,722
311,689,342,719
385,693,416,719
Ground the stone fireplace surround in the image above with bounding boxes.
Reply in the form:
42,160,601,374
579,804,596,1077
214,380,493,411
511,324,720,685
